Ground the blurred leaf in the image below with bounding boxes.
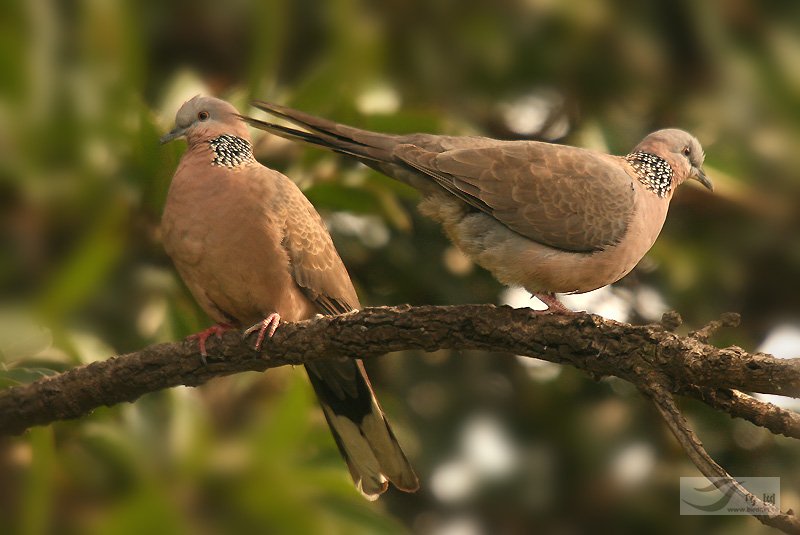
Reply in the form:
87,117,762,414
35,201,128,322
131,105,180,216
68,329,117,365
20,428,55,535
317,495,407,535
0,365,59,388
2,1,800,533
304,182,387,216
89,486,185,535
252,373,315,462
0,310,52,364
246,0,290,97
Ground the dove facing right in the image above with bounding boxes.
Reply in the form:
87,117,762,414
242,102,712,310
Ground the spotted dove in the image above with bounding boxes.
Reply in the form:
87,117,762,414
242,102,712,309
160,96,418,499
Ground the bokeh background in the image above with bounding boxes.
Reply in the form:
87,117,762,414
1,1,799,533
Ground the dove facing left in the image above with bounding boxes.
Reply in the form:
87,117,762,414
160,95,418,500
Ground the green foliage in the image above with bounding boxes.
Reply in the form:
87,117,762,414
1,0,799,533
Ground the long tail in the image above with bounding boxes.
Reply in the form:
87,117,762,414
241,102,452,194
305,359,419,499
239,101,399,163
239,100,412,166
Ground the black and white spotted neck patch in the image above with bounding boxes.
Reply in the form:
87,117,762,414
208,134,255,168
625,151,673,198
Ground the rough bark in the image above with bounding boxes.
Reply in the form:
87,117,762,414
0,305,798,532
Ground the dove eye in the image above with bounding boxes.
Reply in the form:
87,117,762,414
198,111,209,121
682,146,691,157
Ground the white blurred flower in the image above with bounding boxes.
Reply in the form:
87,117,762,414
611,441,655,488
461,414,519,478
430,459,478,503
356,83,401,115
756,323,800,410
432,515,483,535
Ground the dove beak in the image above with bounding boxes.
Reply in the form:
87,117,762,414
160,126,187,145
691,166,713,191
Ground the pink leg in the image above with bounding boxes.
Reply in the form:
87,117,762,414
189,322,235,358
243,313,281,351
533,292,571,313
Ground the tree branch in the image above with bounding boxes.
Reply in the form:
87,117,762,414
680,386,800,440
1,304,799,434
1,304,798,531
641,382,799,533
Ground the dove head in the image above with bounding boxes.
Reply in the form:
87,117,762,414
627,129,712,197
161,95,250,146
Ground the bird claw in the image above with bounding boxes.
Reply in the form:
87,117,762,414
533,292,571,314
189,323,234,361
244,313,281,351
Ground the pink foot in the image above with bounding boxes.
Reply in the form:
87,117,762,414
243,313,281,351
533,292,571,313
189,323,234,358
